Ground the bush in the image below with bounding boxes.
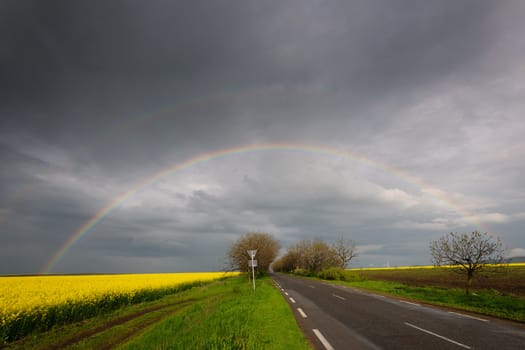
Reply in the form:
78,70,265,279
317,268,364,281
342,270,363,282
293,268,314,277
318,267,346,280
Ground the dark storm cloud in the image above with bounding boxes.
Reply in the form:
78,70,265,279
1,1,499,138
2,1,525,273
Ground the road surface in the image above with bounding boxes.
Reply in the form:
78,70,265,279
272,273,525,350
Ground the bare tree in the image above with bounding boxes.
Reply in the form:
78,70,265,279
272,244,302,272
227,232,280,275
332,236,358,268
303,239,336,273
279,239,339,273
272,237,358,274
430,231,505,294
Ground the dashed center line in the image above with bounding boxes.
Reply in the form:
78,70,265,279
297,308,308,318
404,322,471,349
332,293,346,300
289,297,296,303
313,329,335,350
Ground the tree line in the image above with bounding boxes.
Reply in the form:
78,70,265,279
226,230,506,295
272,236,357,273
226,232,357,276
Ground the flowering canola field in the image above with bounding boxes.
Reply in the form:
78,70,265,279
0,272,237,343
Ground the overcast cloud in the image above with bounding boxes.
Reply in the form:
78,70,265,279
2,0,525,274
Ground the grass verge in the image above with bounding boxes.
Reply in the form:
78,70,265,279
118,276,312,350
327,278,525,322
355,265,525,297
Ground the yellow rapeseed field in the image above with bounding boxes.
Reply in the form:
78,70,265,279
0,272,238,342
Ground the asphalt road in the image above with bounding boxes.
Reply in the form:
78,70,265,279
271,273,525,350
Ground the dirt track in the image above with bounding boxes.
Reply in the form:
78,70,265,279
40,299,194,350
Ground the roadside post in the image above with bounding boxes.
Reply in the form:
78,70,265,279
247,249,257,291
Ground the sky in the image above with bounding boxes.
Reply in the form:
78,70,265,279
1,1,525,274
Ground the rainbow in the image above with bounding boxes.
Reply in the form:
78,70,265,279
41,142,482,273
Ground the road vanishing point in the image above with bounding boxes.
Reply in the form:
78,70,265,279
272,274,525,350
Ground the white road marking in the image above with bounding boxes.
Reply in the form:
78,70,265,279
309,285,315,288
332,293,346,300
284,292,289,296
313,329,335,350
297,308,308,318
289,297,296,303
448,311,488,322
404,322,471,349
400,300,420,306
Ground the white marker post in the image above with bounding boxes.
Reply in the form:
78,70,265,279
247,249,257,291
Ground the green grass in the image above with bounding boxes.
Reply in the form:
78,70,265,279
5,276,311,350
118,276,312,350
321,273,525,323
355,265,525,297
291,265,525,322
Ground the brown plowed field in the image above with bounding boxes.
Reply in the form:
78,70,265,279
356,266,525,297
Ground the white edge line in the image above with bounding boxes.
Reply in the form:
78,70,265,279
297,308,307,318
313,329,335,350
332,293,346,300
289,297,296,303
448,311,488,322
404,322,471,349
284,292,289,296
400,300,420,306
